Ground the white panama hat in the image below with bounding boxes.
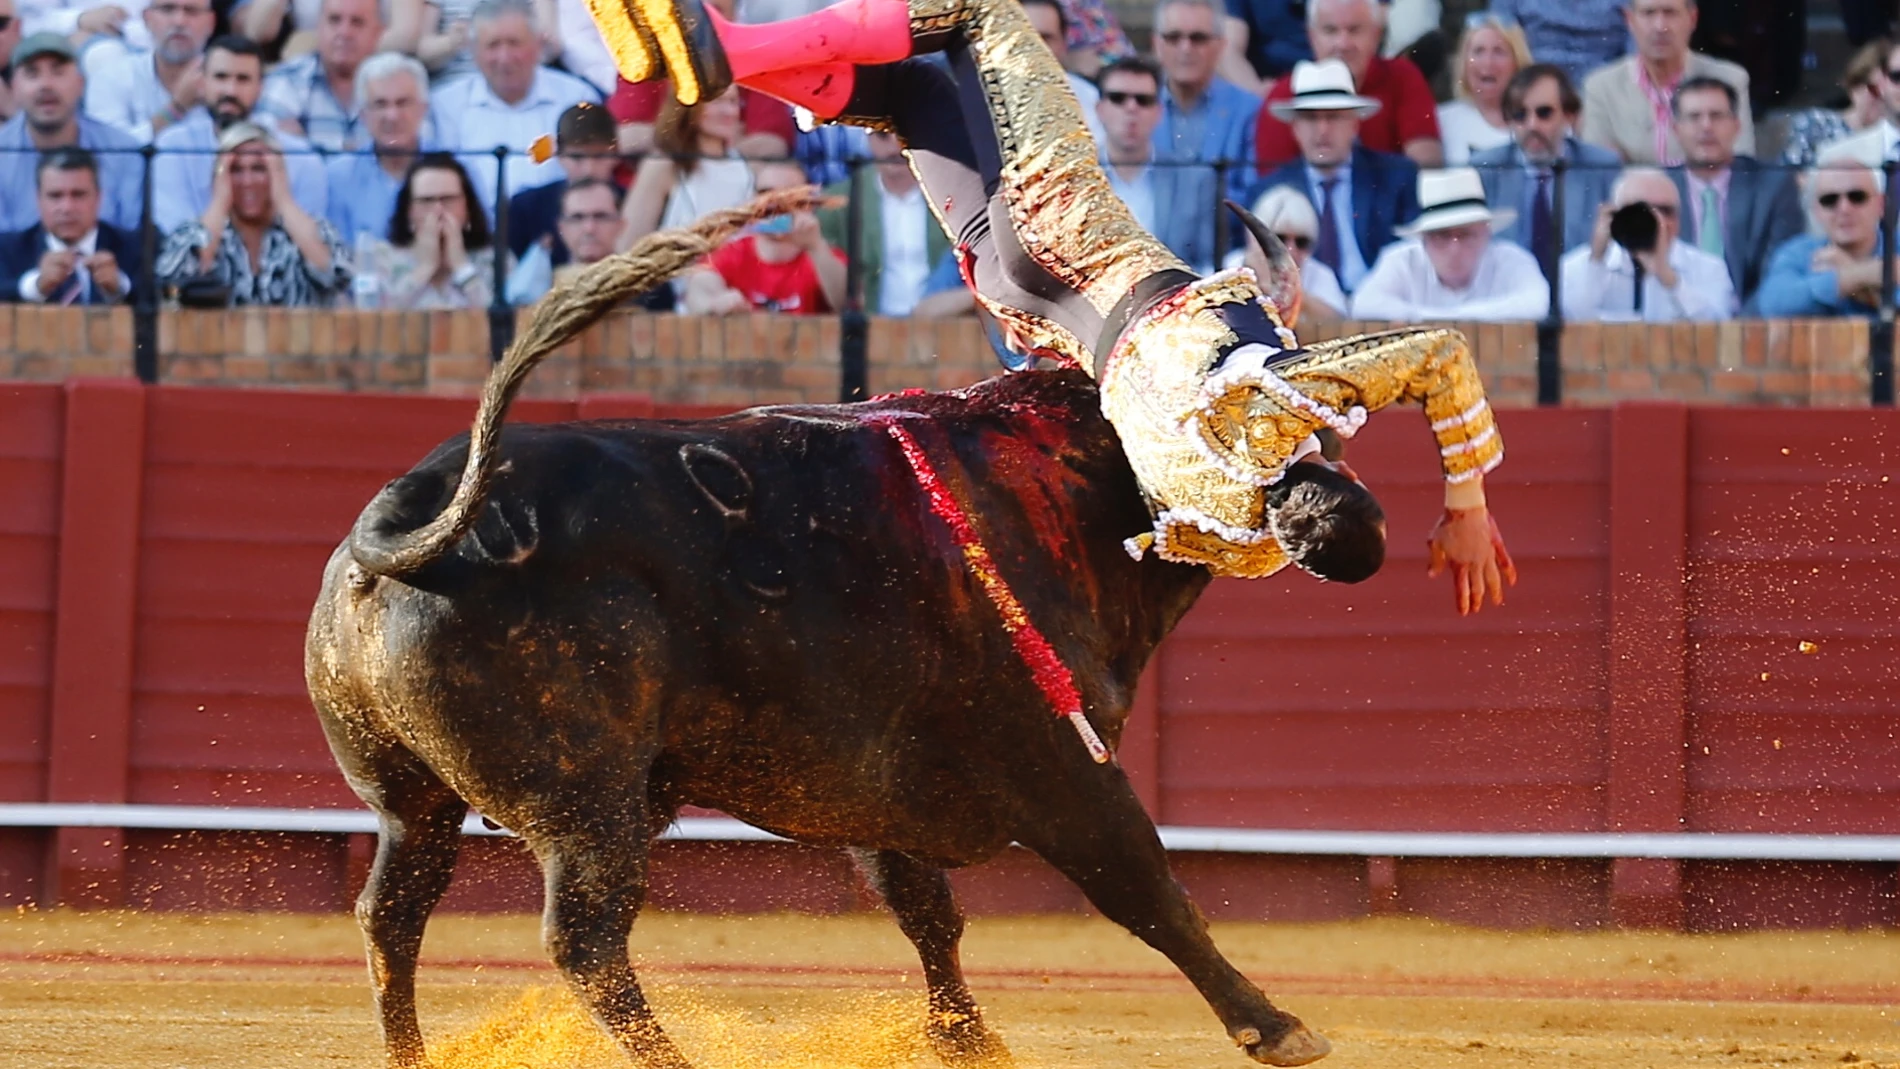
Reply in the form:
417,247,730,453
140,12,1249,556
1267,59,1382,120
1393,167,1517,237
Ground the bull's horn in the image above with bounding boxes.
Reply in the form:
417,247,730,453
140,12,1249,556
1225,198,1303,330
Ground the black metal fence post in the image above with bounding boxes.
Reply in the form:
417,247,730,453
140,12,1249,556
134,144,159,384
488,145,515,364
839,153,869,402
1535,158,1566,406
1212,158,1230,268
1875,159,1897,406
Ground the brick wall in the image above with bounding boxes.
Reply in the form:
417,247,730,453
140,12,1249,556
0,305,1876,407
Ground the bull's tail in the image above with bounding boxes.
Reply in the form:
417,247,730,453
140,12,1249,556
347,186,828,579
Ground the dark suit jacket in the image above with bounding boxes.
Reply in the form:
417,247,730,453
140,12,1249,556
1669,156,1804,307
0,222,142,304
1248,145,1420,281
1471,136,1621,257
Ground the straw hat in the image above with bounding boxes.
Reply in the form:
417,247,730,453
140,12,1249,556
1393,167,1516,237
1267,59,1382,120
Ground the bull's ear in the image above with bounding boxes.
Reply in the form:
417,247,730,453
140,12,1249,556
1226,199,1303,330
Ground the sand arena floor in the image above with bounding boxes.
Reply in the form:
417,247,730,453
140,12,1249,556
0,910,1895,1069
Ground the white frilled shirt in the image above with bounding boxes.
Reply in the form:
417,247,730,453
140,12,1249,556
1349,237,1550,322
1558,238,1737,322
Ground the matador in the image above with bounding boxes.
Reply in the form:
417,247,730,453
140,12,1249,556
580,0,1517,612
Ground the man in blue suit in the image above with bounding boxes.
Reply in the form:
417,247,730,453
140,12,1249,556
1470,63,1619,276
0,148,141,304
1098,56,1223,273
1247,58,1418,294
1152,0,1259,209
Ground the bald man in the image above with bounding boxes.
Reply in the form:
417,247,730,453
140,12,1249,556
1558,166,1735,321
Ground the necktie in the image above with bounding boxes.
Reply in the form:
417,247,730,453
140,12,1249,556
1530,170,1555,279
52,270,85,306
1698,185,1724,257
1314,177,1343,277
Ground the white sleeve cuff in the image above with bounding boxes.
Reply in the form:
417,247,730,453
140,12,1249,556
19,270,46,302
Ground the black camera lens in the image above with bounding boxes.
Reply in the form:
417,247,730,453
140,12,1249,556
1609,202,1659,254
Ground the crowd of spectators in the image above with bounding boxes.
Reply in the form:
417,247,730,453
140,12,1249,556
0,0,1896,328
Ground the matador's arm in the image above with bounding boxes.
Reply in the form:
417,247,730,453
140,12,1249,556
1272,327,1502,510
1252,327,1516,613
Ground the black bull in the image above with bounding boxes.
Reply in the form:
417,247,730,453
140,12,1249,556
307,366,1332,1069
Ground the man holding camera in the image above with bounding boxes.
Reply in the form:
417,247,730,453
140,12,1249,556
1558,166,1735,322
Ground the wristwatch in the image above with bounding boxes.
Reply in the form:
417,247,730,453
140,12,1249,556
450,262,480,289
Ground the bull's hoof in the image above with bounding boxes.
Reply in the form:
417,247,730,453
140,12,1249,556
928,1009,1013,1067
1238,1024,1331,1066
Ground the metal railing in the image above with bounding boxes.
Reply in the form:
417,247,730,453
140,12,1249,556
2,144,1892,406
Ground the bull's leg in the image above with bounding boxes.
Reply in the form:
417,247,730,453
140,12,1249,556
355,770,468,1069
1013,773,1331,1067
851,849,1011,1067
539,794,689,1069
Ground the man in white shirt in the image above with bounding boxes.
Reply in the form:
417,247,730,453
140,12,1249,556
1560,166,1736,322
1351,166,1548,322
429,0,601,216
80,0,211,140
817,129,944,316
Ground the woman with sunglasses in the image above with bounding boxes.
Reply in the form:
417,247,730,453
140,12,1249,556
1437,13,1532,165
1224,185,1347,319
1758,149,1891,317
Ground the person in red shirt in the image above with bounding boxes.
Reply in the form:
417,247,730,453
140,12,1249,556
683,161,846,314
1254,0,1442,173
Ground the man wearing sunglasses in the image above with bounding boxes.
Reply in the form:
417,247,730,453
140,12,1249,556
1472,63,1619,277
1096,54,1218,273
1152,0,1256,209
1559,165,1734,322
1758,147,1892,318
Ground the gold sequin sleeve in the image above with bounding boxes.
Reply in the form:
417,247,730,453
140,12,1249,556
1273,327,1503,485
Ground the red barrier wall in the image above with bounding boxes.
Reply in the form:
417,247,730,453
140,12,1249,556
0,381,1895,929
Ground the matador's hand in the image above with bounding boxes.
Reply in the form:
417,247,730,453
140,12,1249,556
1426,507,1516,616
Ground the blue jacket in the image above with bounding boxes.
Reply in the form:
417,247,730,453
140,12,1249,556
0,222,143,304
1755,234,1890,317
1247,145,1420,274
1154,78,1260,208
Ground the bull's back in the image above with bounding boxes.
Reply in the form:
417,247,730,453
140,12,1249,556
313,371,1198,856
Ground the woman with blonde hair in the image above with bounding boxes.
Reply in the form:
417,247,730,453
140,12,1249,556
1781,39,1891,168
155,122,349,307
1224,185,1347,319
1437,13,1533,165
617,85,756,249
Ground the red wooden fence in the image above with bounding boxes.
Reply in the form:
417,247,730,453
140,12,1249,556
0,381,1895,929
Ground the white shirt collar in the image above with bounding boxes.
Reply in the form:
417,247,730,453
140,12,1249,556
470,69,552,111
44,228,100,255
